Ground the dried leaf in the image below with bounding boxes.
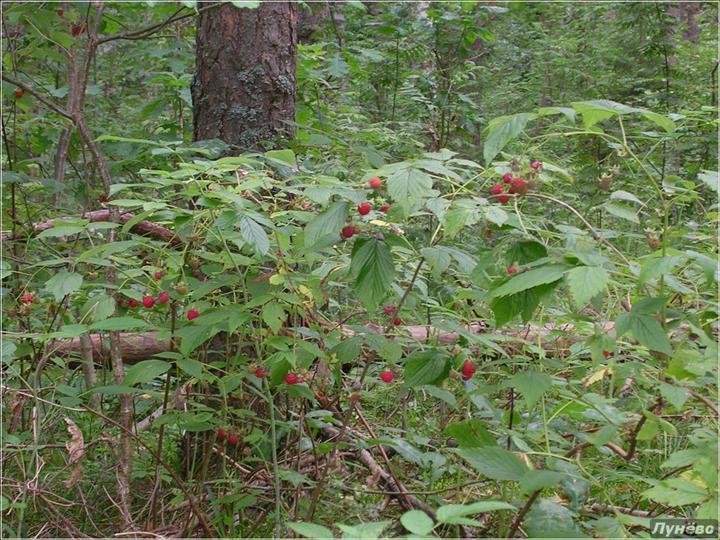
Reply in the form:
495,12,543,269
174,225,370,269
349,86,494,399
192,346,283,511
63,417,85,489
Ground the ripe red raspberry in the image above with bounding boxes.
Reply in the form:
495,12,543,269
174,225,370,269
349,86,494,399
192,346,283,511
56,8,64,17
461,360,476,381
19,293,34,304
383,305,396,315
357,202,372,215
14,89,23,99
254,367,266,378
379,370,395,383
369,177,382,190
71,24,84,36
142,295,155,308
284,373,299,385
217,428,226,440
603,350,612,358
531,161,543,170
227,433,239,445
379,203,390,213
154,270,165,281
509,178,528,196
392,317,402,326
507,265,517,274
157,291,170,304
128,298,139,308
341,225,356,239
490,183,504,196
502,173,513,184
187,308,199,320
498,194,510,204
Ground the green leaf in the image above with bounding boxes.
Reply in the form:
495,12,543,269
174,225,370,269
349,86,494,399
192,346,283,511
698,170,719,193
337,521,391,539
264,149,295,166
641,111,676,133
520,469,565,495
506,370,553,410
487,265,567,299
506,240,548,264
349,238,395,311
231,1,261,8
400,510,434,535
403,349,450,388
262,302,285,334
176,324,223,356
437,502,515,524
387,167,433,211
123,360,170,386
421,385,457,409
484,113,534,164
565,266,608,308
444,419,497,448
525,498,580,537
37,224,86,239
643,479,709,506
616,310,673,356
177,357,204,378
452,447,528,481
44,271,83,302
304,201,348,250
238,215,269,256
658,382,690,410
639,255,683,285
603,202,639,223
288,522,334,539
421,247,452,278
90,317,150,332
491,281,559,326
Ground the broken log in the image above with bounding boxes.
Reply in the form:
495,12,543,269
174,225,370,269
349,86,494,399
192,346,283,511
1,209,178,244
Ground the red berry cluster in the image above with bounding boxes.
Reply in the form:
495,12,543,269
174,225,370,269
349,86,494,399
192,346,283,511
492,160,543,203
342,177,391,240
284,372,300,385
216,428,239,446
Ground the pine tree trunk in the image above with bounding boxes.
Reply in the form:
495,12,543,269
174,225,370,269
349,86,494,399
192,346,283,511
192,1,297,151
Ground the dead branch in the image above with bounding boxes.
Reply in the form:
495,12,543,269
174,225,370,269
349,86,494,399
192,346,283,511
1,209,177,244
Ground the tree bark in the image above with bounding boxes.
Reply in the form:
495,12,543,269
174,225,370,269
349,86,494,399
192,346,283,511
192,1,297,150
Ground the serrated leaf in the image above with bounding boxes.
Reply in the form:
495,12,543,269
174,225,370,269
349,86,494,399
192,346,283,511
603,202,639,223
262,302,285,334
123,360,170,386
437,501,515,524
506,370,553,410
37,225,86,239
90,317,149,331
349,238,395,310
638,255,683,285
238,215,269,256
525,498,580,537
698,170,719,192
337,521,391,539
565,266,608,308
304,201,348,250
44,271,83,302
520,469,565,495
176,324,223,356
387,167,433,211
177,357,204,378
658,382,690,410
484,113,533,164
487,265,567,299
452,447,528,481
444,419,497,448
287,522,334,539
403,349,450,387
400,510,434,535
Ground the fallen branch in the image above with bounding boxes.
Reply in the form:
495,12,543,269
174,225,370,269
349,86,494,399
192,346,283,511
1,209,177,244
